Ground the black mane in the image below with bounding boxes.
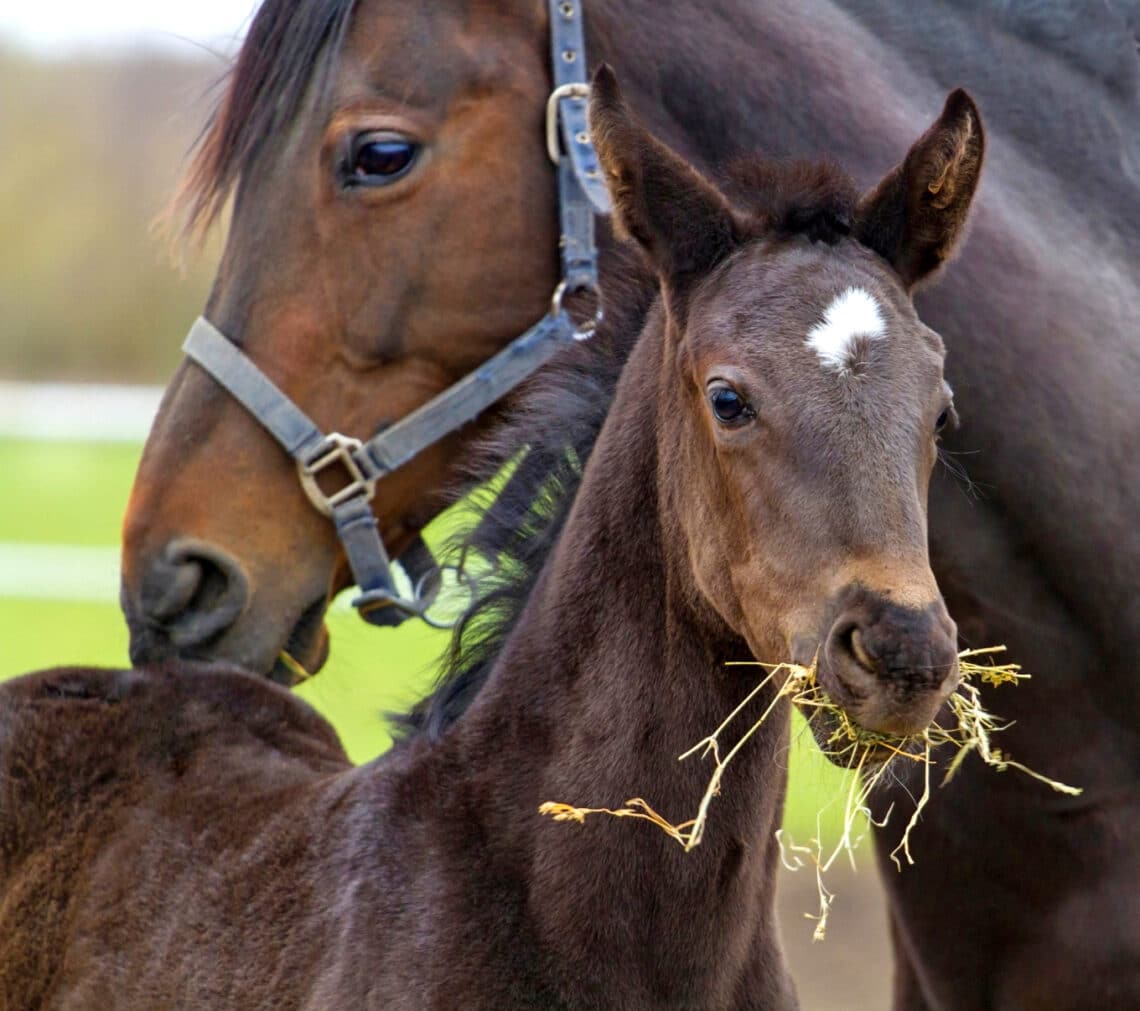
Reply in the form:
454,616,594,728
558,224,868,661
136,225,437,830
394,247,649,739
176,0,359,233
399,159,864,739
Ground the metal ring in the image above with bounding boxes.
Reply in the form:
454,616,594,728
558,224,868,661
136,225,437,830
545,82,591,165
417,562,479,631
551,280,604,339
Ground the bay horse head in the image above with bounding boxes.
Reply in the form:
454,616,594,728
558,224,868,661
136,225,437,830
122,1,572,680
590,66,983,736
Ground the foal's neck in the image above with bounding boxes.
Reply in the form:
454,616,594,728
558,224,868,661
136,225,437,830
445,322,793,1002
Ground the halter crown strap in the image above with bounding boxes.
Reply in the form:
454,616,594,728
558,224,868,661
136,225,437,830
180,0,606,630
550,0,611,299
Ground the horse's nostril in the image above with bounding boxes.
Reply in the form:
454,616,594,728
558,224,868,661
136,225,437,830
137,539,249,651
144,555,204,622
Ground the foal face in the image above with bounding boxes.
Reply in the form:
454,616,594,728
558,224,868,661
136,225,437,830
673,239,959,736
589,65,984,738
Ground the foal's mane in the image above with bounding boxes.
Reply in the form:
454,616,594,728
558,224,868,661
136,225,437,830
174,0,360,233
401,158,861,739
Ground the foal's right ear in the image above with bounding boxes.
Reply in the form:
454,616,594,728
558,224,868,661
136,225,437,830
589,65,738,292
855,90,985,290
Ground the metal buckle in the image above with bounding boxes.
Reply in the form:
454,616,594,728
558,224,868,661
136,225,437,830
546,82,591,165
297,433,375,517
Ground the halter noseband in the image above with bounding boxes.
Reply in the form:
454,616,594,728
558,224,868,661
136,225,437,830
180,0,608,628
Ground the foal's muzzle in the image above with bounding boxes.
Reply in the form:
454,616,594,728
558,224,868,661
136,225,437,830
817,585,959,737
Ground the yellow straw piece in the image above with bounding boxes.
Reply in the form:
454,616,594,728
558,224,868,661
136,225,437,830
277,650,314,682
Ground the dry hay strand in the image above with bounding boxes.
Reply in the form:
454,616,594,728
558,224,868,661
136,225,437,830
539,646,1081,940
277,650,314,682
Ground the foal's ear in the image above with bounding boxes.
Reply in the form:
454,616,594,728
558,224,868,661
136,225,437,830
589,65,738,291
855,90,984,289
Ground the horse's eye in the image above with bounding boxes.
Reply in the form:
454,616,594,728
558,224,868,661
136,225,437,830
709,384,753,426
347,134,419,186
935,404,957,435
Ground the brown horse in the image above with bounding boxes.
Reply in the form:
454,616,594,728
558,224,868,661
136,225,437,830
1,76,980,1009
118,1,1140,1007
119,0,1138,681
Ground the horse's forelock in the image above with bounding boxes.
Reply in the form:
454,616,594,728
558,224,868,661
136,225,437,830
173,0,361,236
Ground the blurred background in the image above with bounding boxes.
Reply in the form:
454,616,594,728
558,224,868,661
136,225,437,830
0,6,889,1005
0,10,228,683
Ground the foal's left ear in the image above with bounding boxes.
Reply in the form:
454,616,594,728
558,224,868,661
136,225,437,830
855,90,985,290
588,65,738,293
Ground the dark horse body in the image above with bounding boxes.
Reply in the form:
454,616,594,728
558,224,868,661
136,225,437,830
111,1,1138,1007
2,79,977,1007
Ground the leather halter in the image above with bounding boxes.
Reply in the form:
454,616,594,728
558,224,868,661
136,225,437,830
181,0,608,628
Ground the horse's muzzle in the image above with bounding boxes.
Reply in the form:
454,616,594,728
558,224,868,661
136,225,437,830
123,538,250,663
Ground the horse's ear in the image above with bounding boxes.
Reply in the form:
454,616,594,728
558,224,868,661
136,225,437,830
855,89,984,289
589,65,738,291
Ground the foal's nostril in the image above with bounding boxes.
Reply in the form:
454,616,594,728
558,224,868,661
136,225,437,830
827,621,881,691
818,593,961,737
848,627,876,674
137,539,249,652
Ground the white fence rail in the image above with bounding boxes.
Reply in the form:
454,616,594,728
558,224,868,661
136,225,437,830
0,384,372,608
0,544,122,602
2,381,162,601
0,381,163,442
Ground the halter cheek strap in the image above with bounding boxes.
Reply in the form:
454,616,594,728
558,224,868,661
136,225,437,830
180,0,606,628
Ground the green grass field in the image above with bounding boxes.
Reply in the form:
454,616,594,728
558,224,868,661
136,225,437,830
0,436,854,842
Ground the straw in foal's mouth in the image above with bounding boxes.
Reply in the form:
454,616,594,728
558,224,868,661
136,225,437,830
539,646,1081,940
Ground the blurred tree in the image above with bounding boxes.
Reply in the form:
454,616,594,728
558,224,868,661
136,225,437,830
0,45,223,382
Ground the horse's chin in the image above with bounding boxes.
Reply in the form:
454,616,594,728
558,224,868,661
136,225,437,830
271,597,332,685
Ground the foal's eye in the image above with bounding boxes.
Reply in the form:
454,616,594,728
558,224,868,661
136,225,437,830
345,133,420,187
708,384,755,426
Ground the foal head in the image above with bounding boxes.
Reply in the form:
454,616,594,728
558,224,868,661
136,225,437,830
592,68,983,737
